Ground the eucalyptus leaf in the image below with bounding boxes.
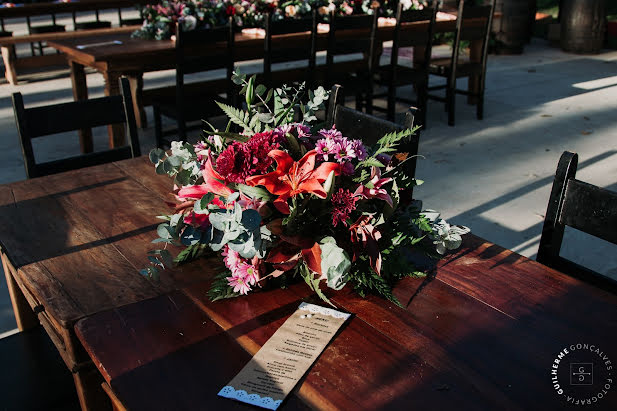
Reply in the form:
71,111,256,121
149,148,166,164
194,193,215,214
240,209,261,232
319,237,351,291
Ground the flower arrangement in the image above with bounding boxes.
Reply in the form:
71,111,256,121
132,0,427,40
144,73,467,305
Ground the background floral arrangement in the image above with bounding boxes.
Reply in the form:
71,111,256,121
132,0,428,40
144,73,468,305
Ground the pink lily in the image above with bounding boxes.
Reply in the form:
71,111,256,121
354,166,393,207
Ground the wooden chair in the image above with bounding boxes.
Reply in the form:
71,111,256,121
321,12,379,114
263,11,316,89
12,77,140,179
72,9,112,31
537,151,617,293
152,18,235,146
427,0,495,126
117,7,143,26
372,4,436,127
326,84,419,198
26,14,65,56
0,326,80,410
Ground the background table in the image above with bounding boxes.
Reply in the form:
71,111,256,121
47,16,484,150
75,234,617,410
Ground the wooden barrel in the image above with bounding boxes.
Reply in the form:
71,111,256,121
560,0,606,54
493,0,532,54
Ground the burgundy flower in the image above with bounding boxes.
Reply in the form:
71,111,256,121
215,130,284,183
331,188,358,227
216,142,250,183
226,5,236,15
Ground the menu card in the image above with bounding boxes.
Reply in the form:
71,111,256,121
218,302,350,410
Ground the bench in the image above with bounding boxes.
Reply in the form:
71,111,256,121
0,0,147,84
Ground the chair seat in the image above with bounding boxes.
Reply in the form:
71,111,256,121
74,21,112,31
428,57,483,78
375,65,428,87
29,25,65,34
120,18,144,26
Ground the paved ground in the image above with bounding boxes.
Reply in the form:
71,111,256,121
0,37,616,334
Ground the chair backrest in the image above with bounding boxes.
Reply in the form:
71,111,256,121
326,85,419,197
12,77,140,179
448,0,495,83
263,11,317,88
391,5,437,70
326,12,378,81
174,18,235,139
537,151,617,293
118,8,143,26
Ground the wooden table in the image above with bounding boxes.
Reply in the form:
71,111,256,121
0,0,149,86
74,236,617,410
47,16,480,151
1,158,615,410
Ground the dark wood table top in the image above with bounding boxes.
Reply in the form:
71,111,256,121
1,156,614,409
74,218,617,410
0,0,150,19
47,17,466,72
0,156,216,330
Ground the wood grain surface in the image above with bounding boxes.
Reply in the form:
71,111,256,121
50,158,613,411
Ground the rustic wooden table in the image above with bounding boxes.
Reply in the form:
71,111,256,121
1,157,614,411
47,16,480,151
75,235,617,410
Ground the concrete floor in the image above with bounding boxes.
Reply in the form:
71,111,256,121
0,37,616,334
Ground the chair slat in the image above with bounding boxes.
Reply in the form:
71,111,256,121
25,96,126,138
34,146,133,178
560,179,617,244
270,17,313,35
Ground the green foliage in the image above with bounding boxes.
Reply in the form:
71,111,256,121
216,102,255,133
207,272,241,302
175,243,210,265
207,198,272,259
319,237,351,291
350,265,401,307
357,126,420,170
299,263,335,307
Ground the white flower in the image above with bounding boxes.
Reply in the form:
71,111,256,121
429,219,470,255
170,141,193,161
179,15,197,31
422,210,470,255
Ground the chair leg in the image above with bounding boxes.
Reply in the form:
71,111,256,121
153,105,163,148
418,85,428,129
446,81,455,127
477,94,484,120
355,92,363,112
177,115,188,142
387,85,396,122
365,85,373,116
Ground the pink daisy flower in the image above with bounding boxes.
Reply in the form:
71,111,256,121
227,273,251,295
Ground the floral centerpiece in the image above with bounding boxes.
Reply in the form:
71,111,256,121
144,74,468,305
132,0,427,40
